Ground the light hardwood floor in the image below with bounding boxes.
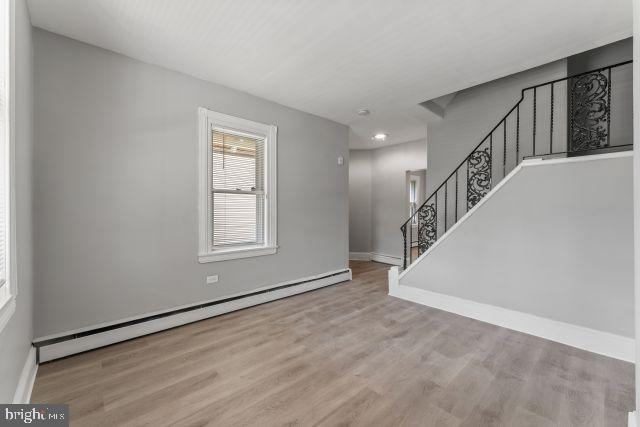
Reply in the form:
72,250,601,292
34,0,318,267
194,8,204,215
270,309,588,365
32,261,634,426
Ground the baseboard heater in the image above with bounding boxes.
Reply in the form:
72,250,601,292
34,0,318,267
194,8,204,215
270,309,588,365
33,269,352,363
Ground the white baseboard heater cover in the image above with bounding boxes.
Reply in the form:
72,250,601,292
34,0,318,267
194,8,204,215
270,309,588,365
34,269,352,362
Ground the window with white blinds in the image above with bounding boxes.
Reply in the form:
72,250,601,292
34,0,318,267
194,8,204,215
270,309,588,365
0,0,9,299
198,108,277,262
211,130,264,247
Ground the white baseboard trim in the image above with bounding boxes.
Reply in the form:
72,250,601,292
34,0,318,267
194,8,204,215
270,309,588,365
370,252,402,266
389,280,634,363
349,252,372,261
629,411,637,427
36,269,351,362
12,346,37,403
348,252,402,265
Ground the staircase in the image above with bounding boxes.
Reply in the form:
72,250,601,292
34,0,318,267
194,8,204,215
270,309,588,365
400,60,633,270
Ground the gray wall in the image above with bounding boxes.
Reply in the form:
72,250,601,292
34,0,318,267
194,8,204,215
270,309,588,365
567,37,632,74
401,154,634,338
426,60,567,196
371,140,427,259
348,150,372,254
0,0,33,402
33,30,349,338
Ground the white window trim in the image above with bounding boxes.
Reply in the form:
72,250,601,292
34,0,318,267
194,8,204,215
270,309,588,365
0,0,16,333
198,107,277,263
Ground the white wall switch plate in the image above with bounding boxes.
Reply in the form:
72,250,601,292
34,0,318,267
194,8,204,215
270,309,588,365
206,275,219,284
337,156,344,165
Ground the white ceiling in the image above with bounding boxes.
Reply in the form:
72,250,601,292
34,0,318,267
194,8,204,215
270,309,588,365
27,0,632,149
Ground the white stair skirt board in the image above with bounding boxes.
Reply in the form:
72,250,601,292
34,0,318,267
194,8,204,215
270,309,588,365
349,252,372,261
388,266,634,362
399,151,634,281
370,252,402,266
35,269,351,362
12,347,38,403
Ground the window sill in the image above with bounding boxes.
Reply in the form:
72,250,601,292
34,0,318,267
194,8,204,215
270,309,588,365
198,245,278,263
0,294,16,334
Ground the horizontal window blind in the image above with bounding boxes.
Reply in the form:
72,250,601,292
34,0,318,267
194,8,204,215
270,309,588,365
0,0,7,290
211,130,265,247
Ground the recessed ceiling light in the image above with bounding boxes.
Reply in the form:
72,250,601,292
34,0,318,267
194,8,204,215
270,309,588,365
356,109,370,116
372,133,388,142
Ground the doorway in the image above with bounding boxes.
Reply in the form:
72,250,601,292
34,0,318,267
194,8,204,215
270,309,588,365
406,169,426,262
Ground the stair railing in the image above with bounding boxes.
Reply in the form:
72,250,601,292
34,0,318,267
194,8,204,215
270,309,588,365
401,60,633,269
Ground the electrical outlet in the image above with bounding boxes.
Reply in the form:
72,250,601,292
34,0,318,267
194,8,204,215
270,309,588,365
206,275,219,284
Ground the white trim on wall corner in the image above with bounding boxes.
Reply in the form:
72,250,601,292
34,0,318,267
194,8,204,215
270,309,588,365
389,280,634,363
12,346,37,403
629,411,636,427
36,269,351,362
349,252,371,261
370,252,402,266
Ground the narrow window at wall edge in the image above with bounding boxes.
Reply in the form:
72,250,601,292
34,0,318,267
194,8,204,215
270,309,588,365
0,0,14,326
198,107,277,263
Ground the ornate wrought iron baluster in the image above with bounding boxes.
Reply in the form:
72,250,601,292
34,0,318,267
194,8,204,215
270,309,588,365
607,68,612,147
417,202,437,254
467,146,491,210
569,70,611,152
